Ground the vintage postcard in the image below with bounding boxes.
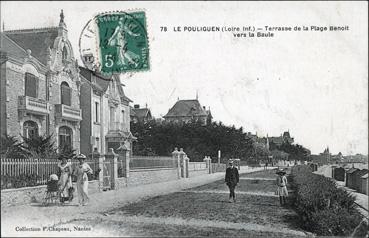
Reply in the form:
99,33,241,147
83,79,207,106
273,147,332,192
0,1,368,237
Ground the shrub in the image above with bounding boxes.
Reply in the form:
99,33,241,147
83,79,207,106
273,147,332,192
1,173,41,189
290,165,365,236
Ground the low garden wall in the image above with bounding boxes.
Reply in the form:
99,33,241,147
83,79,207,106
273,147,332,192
128,168,178,186
1,180,100,207
189,169,208,177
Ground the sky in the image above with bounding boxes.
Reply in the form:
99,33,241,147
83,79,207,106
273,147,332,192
1,1,368,155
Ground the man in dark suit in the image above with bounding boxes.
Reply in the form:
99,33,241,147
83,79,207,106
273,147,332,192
225,160,239,202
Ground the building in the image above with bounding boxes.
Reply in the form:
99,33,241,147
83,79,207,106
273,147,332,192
360,173,368,195
320,146,332,164
163,99,212,125
130,104,153,124
79,67,135,155
268,131,294,147
346,168,359,189
0,10,82,151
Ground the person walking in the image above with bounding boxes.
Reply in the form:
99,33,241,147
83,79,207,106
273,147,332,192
74,154,93,206
57,155,73,203
225,160,239,203
276,169,288,206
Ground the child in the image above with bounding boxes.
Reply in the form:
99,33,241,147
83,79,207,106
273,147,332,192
47,174,59,192
276,169,288,206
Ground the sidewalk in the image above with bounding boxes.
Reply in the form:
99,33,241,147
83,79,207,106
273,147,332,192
1,166,266,237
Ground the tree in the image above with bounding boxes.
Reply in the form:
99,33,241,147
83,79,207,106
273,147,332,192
21,134,57,159
278,142,310,161
0,134,26,159
130,120,255,162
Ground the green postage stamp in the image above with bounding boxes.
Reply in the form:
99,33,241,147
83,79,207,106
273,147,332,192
79,11,150,75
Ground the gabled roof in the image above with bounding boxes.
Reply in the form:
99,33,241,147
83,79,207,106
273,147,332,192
132,108,151,119
79,66,110,93
4,27,59,65
361,173,368,179
0,32,28,60
164,99,208,118
346,168,359,174
356,169,368,176
283,131,291,138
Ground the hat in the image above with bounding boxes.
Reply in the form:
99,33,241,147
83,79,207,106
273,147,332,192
229,160,234,164
49,174,58,181
276,169,286,175
76,154,87,160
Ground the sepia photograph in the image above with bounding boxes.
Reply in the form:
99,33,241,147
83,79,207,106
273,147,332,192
0,1,368,237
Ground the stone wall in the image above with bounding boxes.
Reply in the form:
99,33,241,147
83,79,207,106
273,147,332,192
189,169,208,178
1,180,100,207
128,168,178,186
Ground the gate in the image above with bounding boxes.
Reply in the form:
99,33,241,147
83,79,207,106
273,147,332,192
102,159,113,190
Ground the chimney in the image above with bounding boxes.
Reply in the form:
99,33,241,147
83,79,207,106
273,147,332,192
134,104,140,109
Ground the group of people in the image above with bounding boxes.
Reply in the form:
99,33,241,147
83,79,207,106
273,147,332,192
225,160,289,205
48,154,93,206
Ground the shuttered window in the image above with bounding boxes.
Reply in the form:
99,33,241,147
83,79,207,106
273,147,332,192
25,73,37,98
61,82,71,106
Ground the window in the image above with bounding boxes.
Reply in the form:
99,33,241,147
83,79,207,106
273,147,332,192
62,46,68,61
109,107,116,130
25,73,37,98
95,102,99,123
61,82,71,106
23,121,38,138
59,126,72,150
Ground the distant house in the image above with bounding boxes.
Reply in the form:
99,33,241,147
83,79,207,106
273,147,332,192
130,104,153,124
269,131,294,146
163,99,212,125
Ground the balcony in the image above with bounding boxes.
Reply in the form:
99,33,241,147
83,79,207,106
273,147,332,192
18,96,49,116
55,104,82,121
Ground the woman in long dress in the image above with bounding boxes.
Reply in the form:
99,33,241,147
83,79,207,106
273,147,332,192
58,155,72,203
74,154,93,206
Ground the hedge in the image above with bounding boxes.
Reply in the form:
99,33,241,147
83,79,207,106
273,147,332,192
290,165,367,236
1,174,40,189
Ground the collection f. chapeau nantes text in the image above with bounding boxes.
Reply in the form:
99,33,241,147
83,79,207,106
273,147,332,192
15,225,91,232
160,25,350,38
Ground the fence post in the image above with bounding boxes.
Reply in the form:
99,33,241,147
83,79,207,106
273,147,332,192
203,156,211,174
116,143,130,180
172,148,180,179
179,148,185,178
184,155,189,178
203,156,208,168
98,156,104,192
208,157,213,174
105,148,118,190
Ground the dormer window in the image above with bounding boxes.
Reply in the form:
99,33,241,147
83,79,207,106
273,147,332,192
62,46,68,61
